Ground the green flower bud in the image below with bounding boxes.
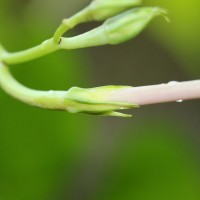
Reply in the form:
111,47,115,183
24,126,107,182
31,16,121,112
53,0,142,43
87,0,142,21
104,7,169,44
61,7,168,49
65,86,139,117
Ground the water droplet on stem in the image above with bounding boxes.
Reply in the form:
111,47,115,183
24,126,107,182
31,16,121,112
176,100,183,103
168,81,178,86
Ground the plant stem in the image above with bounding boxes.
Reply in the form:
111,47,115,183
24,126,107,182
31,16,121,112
1,38,60,65
1,7,168,65
53,8,90,43
0,62,67,109
1,33,107,65
0,62,135,117
1,60,199,116
107,80,200,105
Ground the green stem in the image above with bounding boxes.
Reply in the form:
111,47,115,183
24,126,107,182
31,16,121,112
53,8,90,43
0,62,66,110
1,38,60,65
2,7,167,65
1,8,92,65
1,30,108,65
0,62,136,117
1,26,107,65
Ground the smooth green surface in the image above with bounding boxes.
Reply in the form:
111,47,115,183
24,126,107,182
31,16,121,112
145,0,200,76
94,121,200,200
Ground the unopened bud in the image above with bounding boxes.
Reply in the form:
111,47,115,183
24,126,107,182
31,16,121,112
61,7,168,49
65,86,138,117
87,0,142,21
104,7,169,44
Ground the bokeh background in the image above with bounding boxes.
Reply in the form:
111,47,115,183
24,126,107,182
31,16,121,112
0,0,200,200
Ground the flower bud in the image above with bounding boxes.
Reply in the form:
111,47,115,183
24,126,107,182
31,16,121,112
65,86,138,117
60,7,168,49
87,0,142,21
104,7,169,44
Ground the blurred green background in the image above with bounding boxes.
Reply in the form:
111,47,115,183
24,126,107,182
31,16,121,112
0,0,199,200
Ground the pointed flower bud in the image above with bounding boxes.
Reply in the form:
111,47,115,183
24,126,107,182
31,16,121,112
104,7,169,44
60,7,168,49
87,0,142,21
53,0,142,43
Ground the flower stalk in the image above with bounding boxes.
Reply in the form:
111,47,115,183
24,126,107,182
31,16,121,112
107,80,200,105
0,60,199,117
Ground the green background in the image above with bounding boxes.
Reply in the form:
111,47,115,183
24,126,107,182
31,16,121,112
0,0,199,200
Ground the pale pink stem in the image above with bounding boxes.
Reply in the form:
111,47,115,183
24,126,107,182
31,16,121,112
108,80,200,105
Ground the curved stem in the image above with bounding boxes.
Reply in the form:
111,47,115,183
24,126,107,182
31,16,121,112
0,62,137,117
0,62,66,110
0,61,199,117
53,8,90,43
1,26,111,65
1,38,60,65
1,31,108,65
